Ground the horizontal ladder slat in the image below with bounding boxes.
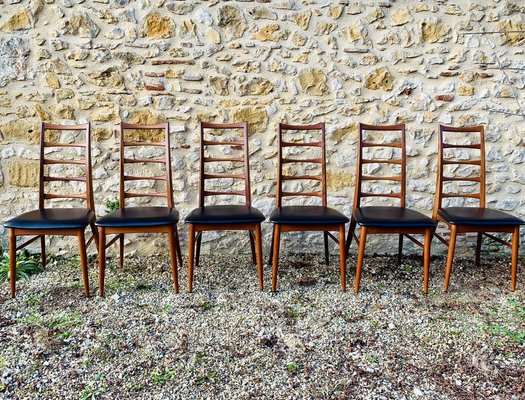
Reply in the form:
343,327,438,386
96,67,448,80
44,176,86,182
204,190,245,196
282,175,322,180
441,193,480,198
361,175,402,181
203,157,244,162
44,159,86,165
123,175,166,181
362,159,402,164
123,157,165,164
43,123,88,130
442,176,481,182
282,191,323,197
362,142,402,148
443,159,481,165
360,193,401,198
203,173,245,179
281,158,322,164
44,142,86,148
124,192,167,198
281,141,322,147
442,143,481,149
44,193,86,199
123,141,165,147
203,140,244,146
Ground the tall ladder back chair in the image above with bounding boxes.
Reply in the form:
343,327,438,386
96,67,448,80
269,123,349,292
347,123,437,293
95,122,182,296
185,122,265,292
433,124,524,292
4,122,98,297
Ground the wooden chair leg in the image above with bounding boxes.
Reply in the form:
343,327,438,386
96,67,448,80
268,227,274,265
511,226,519,292
345,217,357,257
397,234,403,266
119,234,125,269
9,229,16,298
174,226,183,268
475,232,483,267
188,224,196,292
40,235,46,270
90,222,99,252
354,226,367,294
444,225,457,292
271,224,281,292
195,231,202,268
339,224,346,291
423,228,432,294
98,227,106,297
167,226,179,294
255,224,264,290
323,231,330,266
78,229,90,297
249,231,257,264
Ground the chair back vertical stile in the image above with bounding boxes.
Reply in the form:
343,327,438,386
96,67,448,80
347,123,436,294
432,124,523,292
4,122,98,298
269,122,349,292
95,122,182,296
185,122,265,292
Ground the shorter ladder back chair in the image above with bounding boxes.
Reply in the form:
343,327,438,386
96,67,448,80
269,123,349,291
185,122,265,291
95,122,182,296
4,122,98,297
433,124,524,291
347,123,437,293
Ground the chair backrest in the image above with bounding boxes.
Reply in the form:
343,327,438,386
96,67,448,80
39,122,94,211
433,124,486,217
353,123,406,209
276,123,327,208
199,122,252,207
119,122,174,208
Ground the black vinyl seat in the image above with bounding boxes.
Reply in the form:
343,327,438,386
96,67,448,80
186,205,265,224
354,206,437,228
95,207,179,228
270,206,349,225
4,208,95,230
438,207,525,226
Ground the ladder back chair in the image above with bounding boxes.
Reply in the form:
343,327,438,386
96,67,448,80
185,122,265,292
433,124,524,292
95,122,182,296
269,123,349,292
347,123,437,293
4,122,98,297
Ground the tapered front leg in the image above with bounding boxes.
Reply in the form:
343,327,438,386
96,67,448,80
338,225,346,291
9,229,16,298
271,224,281,292
98,227,106,297
188,224,196,292
444,225,457,292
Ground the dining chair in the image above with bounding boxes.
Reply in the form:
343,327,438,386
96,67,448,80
346,123,437,293
269,122,349,291
185,122,265,291
95,122,182,296
433,124,524,292
4,122,98,297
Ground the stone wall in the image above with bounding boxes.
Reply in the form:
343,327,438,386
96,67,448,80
1,0,524,257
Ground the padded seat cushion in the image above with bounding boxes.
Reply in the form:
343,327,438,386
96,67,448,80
185,205,265,224
95,207,179,227
353,206,436,228
270,206,349,225
4,208,95,230
438,207,525,226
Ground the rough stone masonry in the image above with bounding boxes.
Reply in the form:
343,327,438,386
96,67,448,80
0,0,524,256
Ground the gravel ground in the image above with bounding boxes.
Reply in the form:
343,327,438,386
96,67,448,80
0,251,523,399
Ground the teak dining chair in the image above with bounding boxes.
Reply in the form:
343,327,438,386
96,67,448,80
185,122,265,291
95,122,182,296
347,123,437,293
4,122,98,297
269,123,349,291
433,124,524,292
